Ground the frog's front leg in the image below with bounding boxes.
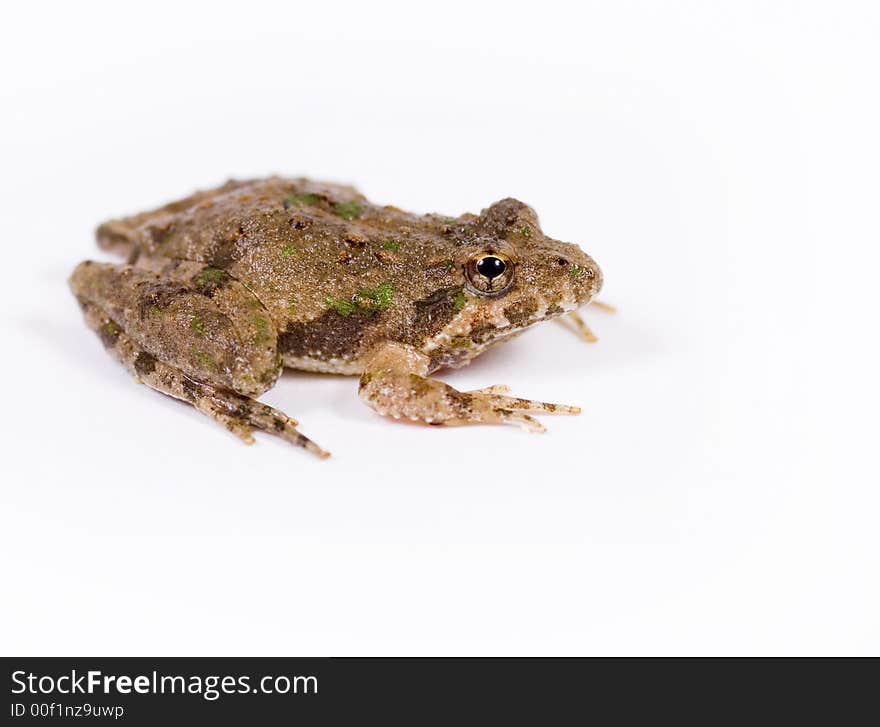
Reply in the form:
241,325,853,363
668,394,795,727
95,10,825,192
358,342,580,432
69,261,329,457
557,301,617,343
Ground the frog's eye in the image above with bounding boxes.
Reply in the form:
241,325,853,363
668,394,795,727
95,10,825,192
465,252,515,296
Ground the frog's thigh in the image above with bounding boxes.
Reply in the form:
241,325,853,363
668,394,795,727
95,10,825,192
69,260,281,396
358,342,580,433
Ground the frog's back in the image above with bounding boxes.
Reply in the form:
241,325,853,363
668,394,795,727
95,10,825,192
94,177,466,373
96,177,370,262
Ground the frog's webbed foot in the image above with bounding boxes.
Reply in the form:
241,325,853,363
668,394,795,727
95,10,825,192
556,300,616,343
359,343,580,433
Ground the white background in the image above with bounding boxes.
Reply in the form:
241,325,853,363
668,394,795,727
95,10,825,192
2,1,878,655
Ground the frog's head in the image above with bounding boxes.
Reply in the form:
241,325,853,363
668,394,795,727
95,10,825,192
423,198,602,368
463,197,602,311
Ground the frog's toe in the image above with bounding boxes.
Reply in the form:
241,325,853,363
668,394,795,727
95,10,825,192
217,416,257,445
496,409,547,433
466,385,579,418
478,393,581,416
232,398,329,458
196,385,330,457
267,416,331,459
467,384,511,395
556,300,617,343
558,311,598,343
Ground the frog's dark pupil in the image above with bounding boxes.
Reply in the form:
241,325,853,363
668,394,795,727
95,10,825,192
476,256,506,279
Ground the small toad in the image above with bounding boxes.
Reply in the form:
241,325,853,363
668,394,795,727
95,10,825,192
70,177,604,457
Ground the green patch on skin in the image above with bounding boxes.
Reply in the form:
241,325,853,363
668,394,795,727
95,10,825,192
280,245,296,259
442,218,457,225
450,336,471,348
570,264,586,279
325,297,357,316
519,225,531,238
408,373,432,396
149,305,162,317
326,282,394,317
285,191,320,207
359,372,373,389
444,259,455,273
190,314,206,336
287,298,297,314
251,315,269,342
453,291,467,311
193,350,217,370
333,201,363,220
382,239,400,252
193,267,230,293
355,282,394,312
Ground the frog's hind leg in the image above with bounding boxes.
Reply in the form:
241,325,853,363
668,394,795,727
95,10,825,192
70,259,329,457
76,298,329,458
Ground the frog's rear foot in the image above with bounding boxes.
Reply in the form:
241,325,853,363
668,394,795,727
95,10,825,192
187,377,330,458
76,298,330,458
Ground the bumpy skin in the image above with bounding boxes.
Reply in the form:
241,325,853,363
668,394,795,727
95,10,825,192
70,177,603,456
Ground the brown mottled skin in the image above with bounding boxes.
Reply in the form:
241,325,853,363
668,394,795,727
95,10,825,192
70,177,603,456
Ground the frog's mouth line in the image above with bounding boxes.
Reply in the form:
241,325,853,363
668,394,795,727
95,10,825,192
422,293,582,358
495,296,587,339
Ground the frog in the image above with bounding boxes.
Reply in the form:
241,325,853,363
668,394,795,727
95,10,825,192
69,177,604,458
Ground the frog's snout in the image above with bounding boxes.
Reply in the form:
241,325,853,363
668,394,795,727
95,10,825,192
583,256,603,302
553,244,602,306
